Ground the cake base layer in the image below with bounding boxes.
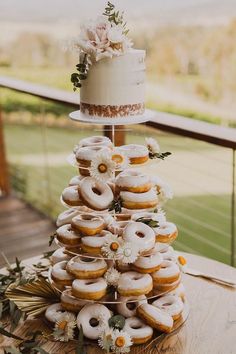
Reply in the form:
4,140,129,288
80,102,145,118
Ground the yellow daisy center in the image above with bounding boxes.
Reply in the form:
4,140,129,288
112,154,124,164
178,255,187,266
115,336,126,347
58,320,68,331
98,163,108,173
110,242,119,251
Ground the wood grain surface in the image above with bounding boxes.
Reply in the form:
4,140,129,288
1,252,236,354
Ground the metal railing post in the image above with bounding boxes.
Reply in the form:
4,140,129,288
231,149,235,266
0,104,10,196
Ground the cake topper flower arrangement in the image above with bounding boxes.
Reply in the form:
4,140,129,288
71,1,133,91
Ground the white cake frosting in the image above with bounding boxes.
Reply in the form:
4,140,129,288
80,49,146,118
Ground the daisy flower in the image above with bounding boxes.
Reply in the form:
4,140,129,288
111,149,130,170
53,312,76,342
101,234,122,260
104,267,121,287
98,328,113,352
110,329,133,354
177,255,188,272
145,137,160,154
157,182,173,205
89,151,116,182
118,241,139,264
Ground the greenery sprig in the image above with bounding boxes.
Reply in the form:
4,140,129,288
108,315,125,330
103,2,129,35
109,197,123,213
149,151,172,160
136,217,159,228
71,53,89,91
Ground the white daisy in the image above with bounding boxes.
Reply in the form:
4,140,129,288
53,312,76,342
157,182,173,205
145,137,160,154
110,329,133,354
177,255,188,272
104,267,121,287
98,328,113,352
111,149,130,170
118,241,139,264
101,234,123,260
89,151,116,182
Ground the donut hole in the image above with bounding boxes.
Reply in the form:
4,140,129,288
89,318,99,327
92,187,102,196
80,256,95,263
136,232,145,238
131,324,142,329
163,302,172,306
126,302,136,310
81,214,94,221
86,280,96,285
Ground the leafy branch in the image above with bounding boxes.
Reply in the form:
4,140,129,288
71,53,89,91
136,217,159,228
109,197,123,213
103,2,129,35
149,151,172,160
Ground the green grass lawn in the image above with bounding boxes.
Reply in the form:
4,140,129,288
3,122,234,265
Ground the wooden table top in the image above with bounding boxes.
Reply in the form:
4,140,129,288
1,252,236,354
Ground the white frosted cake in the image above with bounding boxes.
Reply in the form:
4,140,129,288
80,49,145,118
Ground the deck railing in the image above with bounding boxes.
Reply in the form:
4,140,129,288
0,76,235,266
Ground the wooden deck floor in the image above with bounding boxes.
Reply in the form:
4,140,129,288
0,196,55,267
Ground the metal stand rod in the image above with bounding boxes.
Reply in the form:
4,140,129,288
231,149,235,266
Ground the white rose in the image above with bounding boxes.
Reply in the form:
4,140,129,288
107,26,124,43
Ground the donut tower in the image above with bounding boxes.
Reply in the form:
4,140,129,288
45,3,188,351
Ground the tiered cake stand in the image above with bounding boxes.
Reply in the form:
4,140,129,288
48,109,189,350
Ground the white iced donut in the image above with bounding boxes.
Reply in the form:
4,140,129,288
152,294,184,320
116,295,147,318
124,317,153,344
61,185,82,207
107,220,130,236
77,304,111,339
72,277,107,300
81,231,111,255
153,278,181,292
56,207,92,227
71,213,105,236
137,303,173,333
132,252,163,274
118,271,153,296
132,210,166,224
168,283,186,301
56,224,81,247
115,208,132,221
66,255,107,279
51,260,74,286
120,189,158,210
61,288,88,312
45,303,67,323
79,136,113,149
80,177,114,211
118,144,149,164
152,260,180,285
69,175,84,186
123,222,155,254
153,222,178,243
159,245,175,261
116,169,152,193
50,248,72,265
76,146,109,166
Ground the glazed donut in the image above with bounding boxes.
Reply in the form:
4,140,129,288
72,278,107,300
76,146,109,166
118,144,149,164
168,283,185,301
61,288,88,312
66,255,107,279
117,295,147,318
79,136,113,149
120,189,158,210
124,317,153,344
80,177,114,211
45,303,67,323
152,260,180,285
152,294,184,321
116,170,152,193
123,222,155,254
131,210,166,224
153,222,178,243
153,278,181,292
115,208,132,221
132,252,163,274
159,245,175,261
51,261,74,286
107,220,130,236
50,248,72,265
71,213,105,236
69,175,84,186
61,185,82,207
81,231,111,255
56,207,92,227
118,271,153,296
77,304,111,339
56,224,81,247
137,303,173,333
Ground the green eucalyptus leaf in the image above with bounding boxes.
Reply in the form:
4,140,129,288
108,315,125,330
